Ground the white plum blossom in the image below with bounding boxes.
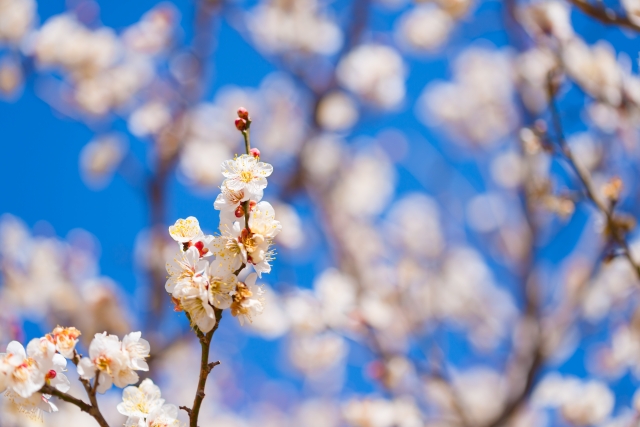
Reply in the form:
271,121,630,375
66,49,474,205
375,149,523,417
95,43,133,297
209,222,247,277
214,183,258,212
0,341,45,398
180,280,217,333
231,273,265,325
117,378,165,425
77,332,145,393
122,332,151,371
165,246,209,296
143,404,181,427
221,154,273,197
211,201,281,277
49,326,81,359
208,269,237,310
26,337,70,392
168,217,204,244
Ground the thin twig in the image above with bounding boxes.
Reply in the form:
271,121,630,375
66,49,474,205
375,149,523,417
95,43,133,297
70,350,110,426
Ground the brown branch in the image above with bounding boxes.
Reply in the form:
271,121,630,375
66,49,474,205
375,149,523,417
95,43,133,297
70,350,111,427
40,383,110,427
567,0,640,32
181,308,223,427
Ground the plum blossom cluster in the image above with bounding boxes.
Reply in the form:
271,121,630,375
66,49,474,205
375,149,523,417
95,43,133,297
166,108,281,332
0,326,78,419
77,331,151,394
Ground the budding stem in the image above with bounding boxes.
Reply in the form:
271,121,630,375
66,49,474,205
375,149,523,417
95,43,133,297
242,122,252,232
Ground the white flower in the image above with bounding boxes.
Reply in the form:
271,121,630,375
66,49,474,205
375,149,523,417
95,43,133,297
50,326,81,359
26,337,70,393
208,269,237,310
118,378,165,424
77,332,137,393
248,201,282,239
214,181,259,212
209,222,247,277
231,273,265,325
180,283,217,333
221,154,273,197
3,389,58,420
165,246,209,296
0,341,45,398
168,217,204,244
145,403,181,427
122,332,150,371
219,201,281,276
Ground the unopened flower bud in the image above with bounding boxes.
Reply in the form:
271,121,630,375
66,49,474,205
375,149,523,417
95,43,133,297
235,205,245,218
235,118,247,131
237,107,249,120
249,200,257,211
249,148,260,159
46,370,57,380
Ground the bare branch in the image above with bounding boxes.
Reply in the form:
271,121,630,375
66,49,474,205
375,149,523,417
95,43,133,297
567,0,640,32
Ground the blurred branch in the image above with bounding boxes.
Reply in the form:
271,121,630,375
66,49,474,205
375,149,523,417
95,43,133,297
567,0,640,32
279,0,371,198
546,75,640,279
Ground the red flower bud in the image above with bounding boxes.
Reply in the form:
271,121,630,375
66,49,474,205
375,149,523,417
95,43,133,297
249,148,260,159
46,370,57,380
237,107,249,120
235,205,245,218
235,118,247,131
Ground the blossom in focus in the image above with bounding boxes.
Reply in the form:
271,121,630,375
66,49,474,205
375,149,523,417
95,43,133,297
208,269,237,310
221,154,273,197
180,282,217,332
165,246,209,296
142,404,181,427
25,337,70,392
122,332,151,372
214,185,252,213
0,341,45,398
208,222,246,277
117,378,165,425
49,326,81,359
77,332,145,393
230,273,265,325
168,217,204,244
